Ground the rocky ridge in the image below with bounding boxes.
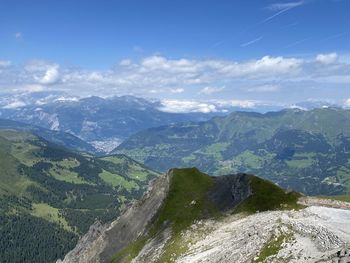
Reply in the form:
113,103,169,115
57,171,172,263
176,206,350,263
58,170,350,263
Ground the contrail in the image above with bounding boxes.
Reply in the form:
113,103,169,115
240,36,263,47
260,7,294,25
284,37,310,48
321,29,350,42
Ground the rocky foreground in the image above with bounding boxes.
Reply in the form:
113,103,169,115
58,170,350,263
175,205,350,263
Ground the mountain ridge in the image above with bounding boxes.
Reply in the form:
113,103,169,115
0,95,223,152
57,168,303,263
0,118,98,154
115,108,350,195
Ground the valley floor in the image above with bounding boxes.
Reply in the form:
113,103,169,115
172,205,350,263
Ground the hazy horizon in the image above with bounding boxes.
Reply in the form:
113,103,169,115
1,0,350,110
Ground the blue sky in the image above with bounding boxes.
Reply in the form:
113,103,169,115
1,0,350,112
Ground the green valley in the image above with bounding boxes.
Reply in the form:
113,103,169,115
116,108,350,195
0,129,159,263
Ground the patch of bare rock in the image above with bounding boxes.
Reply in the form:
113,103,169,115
176,206,350,263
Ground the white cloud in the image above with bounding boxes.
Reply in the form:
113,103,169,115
140,56,199,74
344,98,350,108
25,61,60,85
215,99,258,108
1,54,350,103
0,60,11,67
139,55,302,78
39,65,60,84
289,104,308,111
210,56,302,79
3,100,26,109
53,55,303,98
159,100,218,113
199,86,225,95
249,56,302,75
158,99,265,113
316,53,338,64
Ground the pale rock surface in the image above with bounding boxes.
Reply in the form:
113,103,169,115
176,206,350,263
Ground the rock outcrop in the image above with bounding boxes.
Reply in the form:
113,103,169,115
58,169,350,263
57,170,172,263
208,173,252,212
178,206,350,263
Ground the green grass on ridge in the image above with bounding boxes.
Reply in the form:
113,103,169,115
110,168,218,263
234,176,303,214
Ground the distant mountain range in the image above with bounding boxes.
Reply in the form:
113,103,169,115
0,91,343,153
0,93,224,152
116,108,350,195
2,92,349,196
0,128,159,263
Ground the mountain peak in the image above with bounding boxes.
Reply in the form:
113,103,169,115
58,168,303,263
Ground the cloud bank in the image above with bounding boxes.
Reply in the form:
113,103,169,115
0,52,349,106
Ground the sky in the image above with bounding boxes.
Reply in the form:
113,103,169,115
1,0,350,112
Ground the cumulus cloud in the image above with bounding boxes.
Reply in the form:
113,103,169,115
138,55,302,78
25,61,60,85
1,54,350,104
39,65,60,84
159,100,218,113
316,53,338,64
247,56,302,76
55,55,304,98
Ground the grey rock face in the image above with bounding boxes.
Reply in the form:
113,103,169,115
208,173,252,212
57,171,172,263
131,226,173,263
